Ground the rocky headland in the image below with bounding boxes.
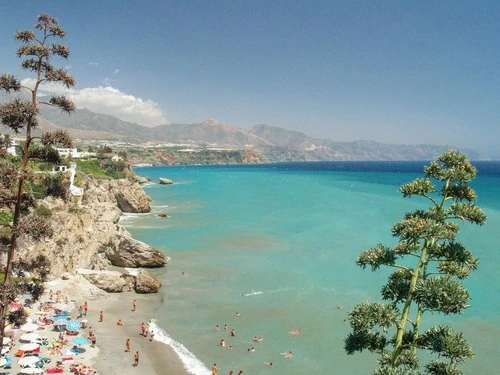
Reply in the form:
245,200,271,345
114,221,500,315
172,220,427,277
17,172,166,293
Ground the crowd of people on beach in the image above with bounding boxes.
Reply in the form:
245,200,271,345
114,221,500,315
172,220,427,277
0,282,167,375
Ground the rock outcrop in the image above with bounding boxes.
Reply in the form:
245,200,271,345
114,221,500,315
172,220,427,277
135,269,162,294
77,269,129,293
104,234,166,268
159,178,173,185
16,174,167,288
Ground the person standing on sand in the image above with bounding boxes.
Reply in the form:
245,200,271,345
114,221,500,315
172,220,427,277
141,322,146,336
125,338,131,352
211,363,217,375
99,311,103,322
132,299,136,312
133,351,140,367
83,302,88,316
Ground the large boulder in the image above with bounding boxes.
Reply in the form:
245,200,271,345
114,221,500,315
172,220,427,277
159,178,173,185
135,269,161,294
109,180,152,213
104,234,167,268
128,173,151,185
77,269,128,293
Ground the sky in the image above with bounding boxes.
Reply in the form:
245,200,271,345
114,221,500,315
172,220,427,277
1,1,499,156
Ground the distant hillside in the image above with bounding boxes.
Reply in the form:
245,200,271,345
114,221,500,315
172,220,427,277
0,101,487,161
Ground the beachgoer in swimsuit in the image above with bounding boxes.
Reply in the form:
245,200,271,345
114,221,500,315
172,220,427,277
133,351,139,366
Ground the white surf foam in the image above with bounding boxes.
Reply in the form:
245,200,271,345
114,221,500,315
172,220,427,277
149,321,210,374
241,290,263,297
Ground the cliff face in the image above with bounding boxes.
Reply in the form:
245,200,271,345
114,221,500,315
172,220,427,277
17,174,166,279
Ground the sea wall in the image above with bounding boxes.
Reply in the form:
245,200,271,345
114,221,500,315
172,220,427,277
16,173,166,291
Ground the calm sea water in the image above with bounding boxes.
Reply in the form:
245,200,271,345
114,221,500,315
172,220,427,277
122,161,500,374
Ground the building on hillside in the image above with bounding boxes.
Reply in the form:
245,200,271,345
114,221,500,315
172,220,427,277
54,147,96,159
7,139,18,156
0,134,19,156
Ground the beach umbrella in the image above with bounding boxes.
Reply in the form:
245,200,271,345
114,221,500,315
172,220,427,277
20,368,43,374
1,336,11,346
53,303,70,310
18,355,40,368
53,318,67,325
9,302,23,311
20,333,40,342
66,319,81,332
19,343,40,351
53,318,67,332
20,323,39,332
0,358,6,367
72,336,88,346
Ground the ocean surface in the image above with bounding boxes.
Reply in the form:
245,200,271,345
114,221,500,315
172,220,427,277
121,161,500,374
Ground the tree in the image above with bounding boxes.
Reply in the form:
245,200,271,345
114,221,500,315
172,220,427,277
345,151,486,375
0,14,75,342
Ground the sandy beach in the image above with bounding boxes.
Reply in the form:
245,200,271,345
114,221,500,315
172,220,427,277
3,277,191,375
87,290,191,375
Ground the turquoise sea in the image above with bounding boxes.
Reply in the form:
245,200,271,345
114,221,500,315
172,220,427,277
121,161,500,374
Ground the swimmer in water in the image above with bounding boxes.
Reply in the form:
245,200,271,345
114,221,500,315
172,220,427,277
288,329,301,335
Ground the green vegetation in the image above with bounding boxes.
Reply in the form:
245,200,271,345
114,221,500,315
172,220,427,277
0,14,76,341
75,159,127,179
75,160,108,177
0,211,13,225
33,204,52,219
345,151,486,375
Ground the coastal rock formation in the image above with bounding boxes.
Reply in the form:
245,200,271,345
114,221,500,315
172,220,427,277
135,269,162,294
77,269,129,293
16,175,167,284
83,176,151,213
129,174,151,185
104,234,167,268
159,177,174,185
58,274,108,301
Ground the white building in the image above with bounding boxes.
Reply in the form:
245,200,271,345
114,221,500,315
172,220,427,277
54,147,96,159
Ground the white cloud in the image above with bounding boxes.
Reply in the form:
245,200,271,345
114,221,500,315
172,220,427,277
88,62,99,67
113,69,120,74
21,78,168,127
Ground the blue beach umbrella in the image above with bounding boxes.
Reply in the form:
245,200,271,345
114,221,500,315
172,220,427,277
72,336,88,346
66,320,81,332
53,318,67,325
53,318,67,332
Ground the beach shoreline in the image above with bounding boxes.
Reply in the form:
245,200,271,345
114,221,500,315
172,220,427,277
83,285,192,375
4,276,193,375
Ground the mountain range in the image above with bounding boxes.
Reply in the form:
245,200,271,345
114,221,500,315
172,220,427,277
0,98,486,161
39,106,486,161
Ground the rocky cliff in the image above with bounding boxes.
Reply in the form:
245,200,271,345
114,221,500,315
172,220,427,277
17,173,167,289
